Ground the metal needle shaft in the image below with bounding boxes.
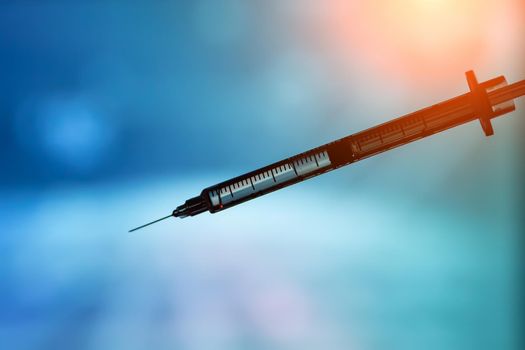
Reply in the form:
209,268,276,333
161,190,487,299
129,214,173,232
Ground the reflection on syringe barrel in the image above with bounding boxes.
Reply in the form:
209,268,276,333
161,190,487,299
202,75,515,214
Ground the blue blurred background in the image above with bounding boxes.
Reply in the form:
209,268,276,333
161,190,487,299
1,1,524,349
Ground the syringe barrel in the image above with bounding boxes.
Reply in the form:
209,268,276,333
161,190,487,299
202,145,337,213
193,73,518,216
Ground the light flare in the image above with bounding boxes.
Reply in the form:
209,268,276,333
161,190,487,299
293,0,521,85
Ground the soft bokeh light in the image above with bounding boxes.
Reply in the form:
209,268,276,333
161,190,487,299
277,0,523,86
14,95,114,174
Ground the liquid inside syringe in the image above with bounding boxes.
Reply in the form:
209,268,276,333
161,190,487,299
129,70,525,232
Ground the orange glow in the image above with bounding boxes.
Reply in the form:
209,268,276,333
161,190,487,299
375,1,485,55
295,0,523,86
359,0,489,75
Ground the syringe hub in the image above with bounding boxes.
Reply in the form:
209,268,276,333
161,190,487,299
173,195,208,218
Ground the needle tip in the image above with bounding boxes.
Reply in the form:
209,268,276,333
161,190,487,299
128,214,173,233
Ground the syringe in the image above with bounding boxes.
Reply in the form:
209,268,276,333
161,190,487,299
129,70,525,232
